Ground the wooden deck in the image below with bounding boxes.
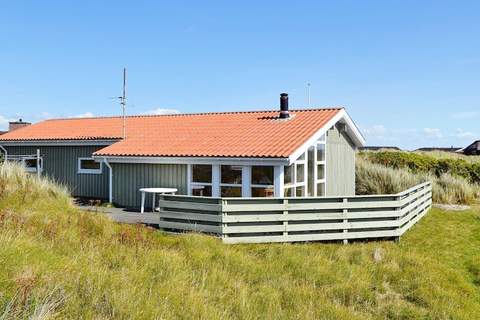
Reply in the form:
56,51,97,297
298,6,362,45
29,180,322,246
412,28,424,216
79,206,160,225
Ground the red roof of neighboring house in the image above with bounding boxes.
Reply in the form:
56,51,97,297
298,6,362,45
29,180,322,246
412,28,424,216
0,108,351,158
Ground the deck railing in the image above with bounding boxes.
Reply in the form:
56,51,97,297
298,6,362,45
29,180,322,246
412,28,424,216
158,182,432,244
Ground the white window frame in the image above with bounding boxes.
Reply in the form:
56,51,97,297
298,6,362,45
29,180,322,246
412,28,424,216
22,156,43,173
220,165,243,197
284,133,327,198
250,165,275,197
189,164,214,196
315,134,327,196
78,157,103,174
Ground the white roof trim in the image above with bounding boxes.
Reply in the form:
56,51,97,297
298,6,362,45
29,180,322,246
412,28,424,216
94,155,290,166
0,139,118,146
288,109,365,164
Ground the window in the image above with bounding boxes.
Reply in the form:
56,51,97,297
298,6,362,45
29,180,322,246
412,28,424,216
23,157,42,173
284,134,327,198
220,165,242,197
192,165,212,183
283,151,307,197
316,143,325,161
78,158,102,174
191,165,212,196
315,138,327,196
251,166,274,197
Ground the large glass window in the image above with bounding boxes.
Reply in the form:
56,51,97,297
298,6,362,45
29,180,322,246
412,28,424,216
251,166,274,197
191,165,212,196
284,165,294,185
252,166,273,185
192,165,212,183
316,144,325,161
283,152,307,197
220,165,242,197
221,165,242,184
285,133,327,198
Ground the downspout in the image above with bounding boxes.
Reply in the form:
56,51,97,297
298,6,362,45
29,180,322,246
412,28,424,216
103,157,113,203
0,144,7,162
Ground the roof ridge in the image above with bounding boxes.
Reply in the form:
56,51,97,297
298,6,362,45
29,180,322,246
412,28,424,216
44,107,345,121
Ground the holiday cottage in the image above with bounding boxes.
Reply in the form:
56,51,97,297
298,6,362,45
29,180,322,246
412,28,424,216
0,94,365,209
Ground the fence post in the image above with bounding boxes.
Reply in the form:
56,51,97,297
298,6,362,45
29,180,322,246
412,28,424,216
221,199,227,242
283,199,288,241
343,198,348,244
395,194,402,243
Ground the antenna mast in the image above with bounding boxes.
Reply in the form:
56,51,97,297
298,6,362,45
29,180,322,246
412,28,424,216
121,68,127,139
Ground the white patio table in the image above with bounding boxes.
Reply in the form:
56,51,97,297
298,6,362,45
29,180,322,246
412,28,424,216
139,187,178,213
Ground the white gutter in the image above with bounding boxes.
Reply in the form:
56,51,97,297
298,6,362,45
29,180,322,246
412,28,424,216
0,144,7,161
103,158,113,203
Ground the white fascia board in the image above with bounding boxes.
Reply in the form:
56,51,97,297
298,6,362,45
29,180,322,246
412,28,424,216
0,139,118,146
93,155,290,166
288,109,366,164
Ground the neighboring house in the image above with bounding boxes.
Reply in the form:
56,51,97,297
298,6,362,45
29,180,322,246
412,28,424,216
414,147,462,153
359,146,401,152
0,94,365,208
460,140,480,155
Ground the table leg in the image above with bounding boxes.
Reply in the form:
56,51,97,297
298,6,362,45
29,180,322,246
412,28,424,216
141,192,145,213
152,193,156,212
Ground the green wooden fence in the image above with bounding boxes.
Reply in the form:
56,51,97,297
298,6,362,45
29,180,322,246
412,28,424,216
158,182,432,244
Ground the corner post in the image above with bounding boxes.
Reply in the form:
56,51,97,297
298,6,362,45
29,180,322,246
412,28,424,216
395,194,402,243
343,197,348,244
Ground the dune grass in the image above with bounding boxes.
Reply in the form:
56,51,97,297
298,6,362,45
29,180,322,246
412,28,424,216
1,163,480,319
356,154,480,205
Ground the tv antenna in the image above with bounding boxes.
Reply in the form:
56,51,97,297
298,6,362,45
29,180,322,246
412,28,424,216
306,82,311,108
118,68,127,139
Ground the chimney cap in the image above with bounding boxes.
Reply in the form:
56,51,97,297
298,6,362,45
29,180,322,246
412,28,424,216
279,92,290,119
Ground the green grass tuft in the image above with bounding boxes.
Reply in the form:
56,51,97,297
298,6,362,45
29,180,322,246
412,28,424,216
357,152,480,204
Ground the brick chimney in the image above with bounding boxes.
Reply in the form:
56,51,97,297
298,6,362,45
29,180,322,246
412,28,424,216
9,119,31,132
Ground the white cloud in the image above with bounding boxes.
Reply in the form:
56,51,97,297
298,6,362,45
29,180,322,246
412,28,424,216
72,112,95,118
454,128,476,140
451,111,479,120
0,115,13,131
141,108,180,115
422,128,443,139
361,125,387,138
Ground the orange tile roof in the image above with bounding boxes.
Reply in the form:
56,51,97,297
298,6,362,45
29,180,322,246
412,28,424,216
0,109,342,158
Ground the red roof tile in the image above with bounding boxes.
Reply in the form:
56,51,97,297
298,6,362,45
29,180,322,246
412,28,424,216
0,109,343,158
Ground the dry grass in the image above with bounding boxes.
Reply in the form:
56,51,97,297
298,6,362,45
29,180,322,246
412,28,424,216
356,156,480,204
0,162,480,319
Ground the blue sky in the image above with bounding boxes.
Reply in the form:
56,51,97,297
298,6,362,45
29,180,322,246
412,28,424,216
0,1,479,150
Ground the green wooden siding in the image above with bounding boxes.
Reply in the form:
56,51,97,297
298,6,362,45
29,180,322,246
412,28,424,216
112,163,188,208
4,145,109,199
326,124,356,196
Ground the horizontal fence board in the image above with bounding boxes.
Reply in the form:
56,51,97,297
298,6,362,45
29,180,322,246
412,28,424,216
222,210,401,223
400,192,432,215
159,210,222,223
159,221,221,234
159,200,221,212
222,200,401,212
223,230,397,244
